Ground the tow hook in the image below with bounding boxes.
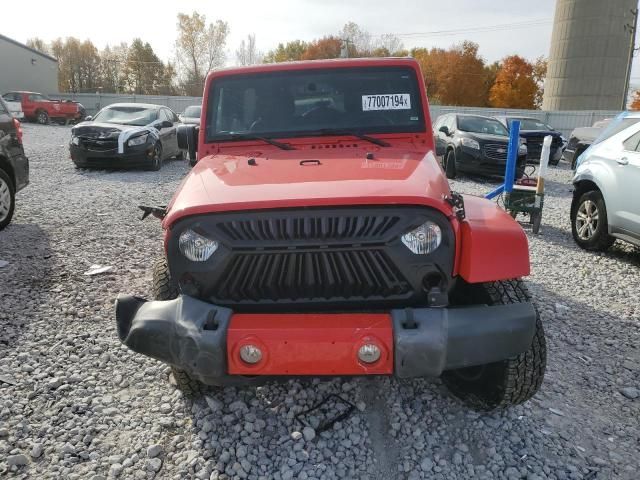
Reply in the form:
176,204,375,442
138,205,166,220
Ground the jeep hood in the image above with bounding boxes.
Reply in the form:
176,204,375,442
163,149,453,227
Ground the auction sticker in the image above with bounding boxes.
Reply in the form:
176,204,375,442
362,94,411,111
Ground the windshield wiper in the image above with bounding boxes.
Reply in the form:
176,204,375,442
227,133,295,150
312,129,391,147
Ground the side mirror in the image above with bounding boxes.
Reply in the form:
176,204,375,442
439,125,450,136
177,124,199,165
85,115,93,121
161,120,173,129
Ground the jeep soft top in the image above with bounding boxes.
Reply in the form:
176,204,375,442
115,58,546,410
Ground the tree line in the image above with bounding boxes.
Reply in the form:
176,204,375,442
27,15,547,109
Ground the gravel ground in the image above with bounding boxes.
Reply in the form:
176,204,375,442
1,124,639,480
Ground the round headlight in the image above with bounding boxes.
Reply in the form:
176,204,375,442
401,221,442,254
178,229,218,262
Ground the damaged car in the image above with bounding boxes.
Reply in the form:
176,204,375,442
69,103,184,170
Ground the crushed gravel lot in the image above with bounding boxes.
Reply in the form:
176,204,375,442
1,123,639,480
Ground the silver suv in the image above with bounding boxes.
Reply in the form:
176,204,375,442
571,112,640,250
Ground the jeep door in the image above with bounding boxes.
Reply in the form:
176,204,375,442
613,128,640,238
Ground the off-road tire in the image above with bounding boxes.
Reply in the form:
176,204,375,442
442,279,546,410
570,190,615,251
445,149,457,179
36,110,49,125
0,169,16,231
152,257,212,396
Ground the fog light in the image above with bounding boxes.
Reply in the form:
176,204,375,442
358,344,381,364
239,344,263,364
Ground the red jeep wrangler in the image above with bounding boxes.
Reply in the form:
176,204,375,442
3,91,83,124
116,58,546,409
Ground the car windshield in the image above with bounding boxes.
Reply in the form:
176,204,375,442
592,114,640,146
509,118,553,131
183,106,201,117
93,106,158,126
205,66,425,142
457,116,508,136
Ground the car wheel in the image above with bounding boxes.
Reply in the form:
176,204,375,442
442,279,546,410
37,110,49,125
445,149,457,179
152,257,214,396
571,190,615,251
0,169,16,231
146,143,162,171
571,146,587,170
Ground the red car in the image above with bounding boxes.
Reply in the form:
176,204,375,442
2,91,84,125
116,58,546,410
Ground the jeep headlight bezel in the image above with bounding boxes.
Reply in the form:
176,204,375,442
401,221,442,255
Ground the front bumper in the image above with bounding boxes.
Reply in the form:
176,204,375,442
115,294,537,385
70,143,154,168
456,148,526,177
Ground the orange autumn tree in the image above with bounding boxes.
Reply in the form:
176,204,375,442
412,41,492,107
301,36,343,60
489,55,538,109
630,90,640,110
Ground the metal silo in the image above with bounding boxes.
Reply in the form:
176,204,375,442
542,0,638,111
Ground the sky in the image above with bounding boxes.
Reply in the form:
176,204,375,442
2,0,639,82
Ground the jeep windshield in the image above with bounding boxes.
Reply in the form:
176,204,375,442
205,66,425,143
92,106,158,126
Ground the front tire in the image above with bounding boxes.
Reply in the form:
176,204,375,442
152,257,212,396
146,143,162,171
570,190,615,251
0,169,16,231
36,110,49,125
442,279,546,410
444,149,457,179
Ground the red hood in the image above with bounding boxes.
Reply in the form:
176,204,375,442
163,146,453,228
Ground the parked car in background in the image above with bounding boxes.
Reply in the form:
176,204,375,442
0,98,29,230
565,118,612,169
1,91,83,125
495,116,564,166
433,113,527,179
571,112,640,251
178,105,201,125
0,94,24,120
69,103,184,170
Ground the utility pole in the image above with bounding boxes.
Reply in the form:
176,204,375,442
622,8,638,110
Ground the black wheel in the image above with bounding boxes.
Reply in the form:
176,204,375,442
146,143,163,171
36,110,49,125
442,279,547,410
175,150,185,161
444,149,457,179
152,257,212,396
0,169,16,231
570,190,615,251
532,211,542,234
571,146,587,170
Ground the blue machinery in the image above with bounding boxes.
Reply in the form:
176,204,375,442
485,120,548,234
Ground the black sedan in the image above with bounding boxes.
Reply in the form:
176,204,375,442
69,103,184,170
433,114,526,179
495,116,565,166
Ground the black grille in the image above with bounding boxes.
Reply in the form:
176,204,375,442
170,207,456,310
483,143,508,160
525,136,563,161
80,137,118,151
217,214,401,244
213,249,410,302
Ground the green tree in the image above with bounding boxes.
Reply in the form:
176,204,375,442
175,12,229,95
124,39,174,95
264,40,308,63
